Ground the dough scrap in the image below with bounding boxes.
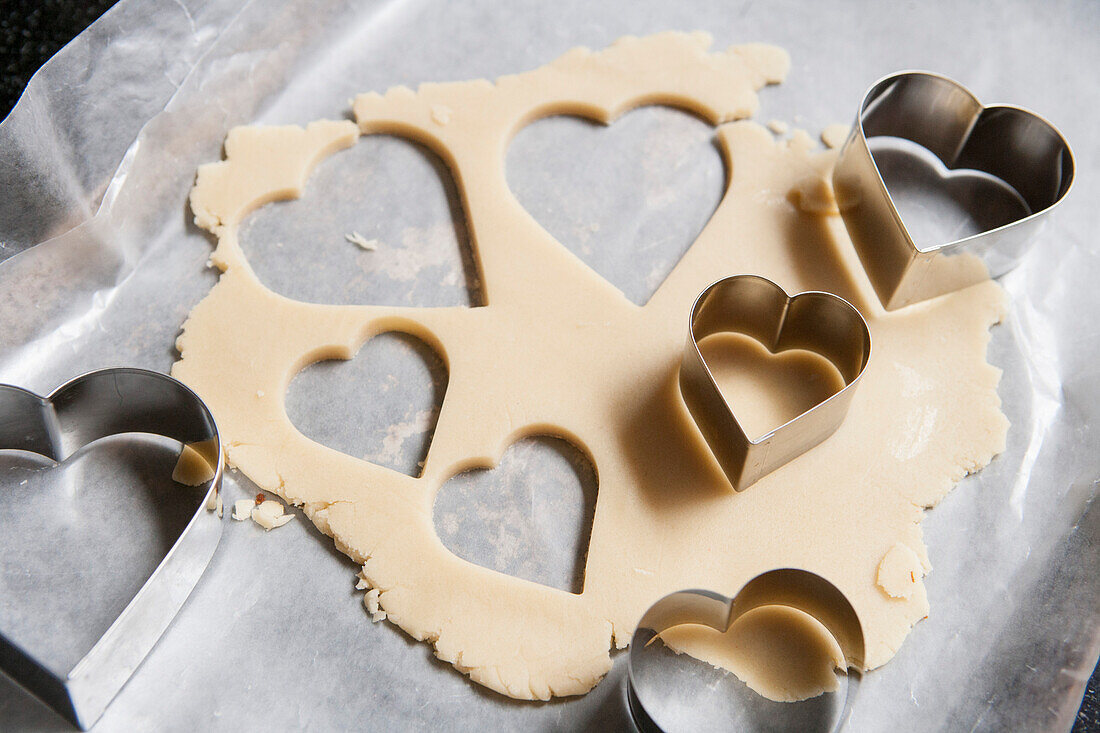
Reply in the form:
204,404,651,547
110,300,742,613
231,495,295,530
767,119,789,135
821,123,850,149
252,498,294,530
345,231,378,251
364,588,388,622
173,32,1007,701
876,542,930,600
231,499,253,521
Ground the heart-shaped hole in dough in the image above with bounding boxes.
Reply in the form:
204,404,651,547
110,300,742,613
239,135,482,307
433,436,597,594
698,332,846,443
0,436,207,675
868,136,1030,253
506,106,725,306
287,332,446,478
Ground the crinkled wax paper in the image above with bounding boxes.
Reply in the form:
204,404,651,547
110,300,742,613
1,0,1098,730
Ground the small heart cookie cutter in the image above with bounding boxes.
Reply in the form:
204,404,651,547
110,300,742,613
626,569,865,733
832,71,1075,310
680,275,871,491
0,368,223,730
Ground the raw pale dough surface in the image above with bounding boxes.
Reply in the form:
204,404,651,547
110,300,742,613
876,541,929,600
660,606,844,702
821,123,850,149
173,32,1007,701
699,333,845,441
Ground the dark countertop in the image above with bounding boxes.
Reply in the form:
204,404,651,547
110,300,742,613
1,1,1097,731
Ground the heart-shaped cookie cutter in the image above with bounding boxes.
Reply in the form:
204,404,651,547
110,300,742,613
0,368,223,729
680,275,871,491
832,71,1075,310
626,569,865,733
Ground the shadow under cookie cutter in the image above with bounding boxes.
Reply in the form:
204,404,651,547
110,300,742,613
832,70,1075,310
626,569,865,733
0,368,223,730
680,275,871,491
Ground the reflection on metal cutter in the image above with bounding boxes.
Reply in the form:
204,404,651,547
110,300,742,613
0,368,223,730
832,71,1075,310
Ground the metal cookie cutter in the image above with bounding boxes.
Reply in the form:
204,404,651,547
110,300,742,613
0,368,223,729
626,569,865,733
832,71,1075,310
680,275,871,491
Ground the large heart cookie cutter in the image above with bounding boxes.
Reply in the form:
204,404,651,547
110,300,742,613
626,569,865,733
680,275,871,491
0,368,223,729
832,71,1075,310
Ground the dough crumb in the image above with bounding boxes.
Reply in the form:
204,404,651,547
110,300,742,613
251,498,294,530
791,175,838,215
821,123,850,149
356,577,369,590
767,119,789,135
364,588,388,622
876,542,926,599
786,129,816,153
431,104,453,125
232,499,254,521
345,231,378,250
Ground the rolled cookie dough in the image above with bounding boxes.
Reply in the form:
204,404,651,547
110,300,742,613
173,32,1007,700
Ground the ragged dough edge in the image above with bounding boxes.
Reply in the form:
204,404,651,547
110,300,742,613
352,31,790,136
900,287,1009,511
302,499,615,699
172,32,1009,702
865,283,1008,666
776,136,1008,664
189,119,359,261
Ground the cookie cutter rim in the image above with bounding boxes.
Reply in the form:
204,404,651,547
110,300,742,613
626,568,866,733
679,275,871,491
0,367,224,730
832,69,1076,310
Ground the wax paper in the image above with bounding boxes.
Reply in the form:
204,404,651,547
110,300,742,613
1,0,1098,730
